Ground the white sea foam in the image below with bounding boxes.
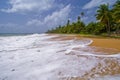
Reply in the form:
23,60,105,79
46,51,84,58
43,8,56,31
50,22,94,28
0,34,120,80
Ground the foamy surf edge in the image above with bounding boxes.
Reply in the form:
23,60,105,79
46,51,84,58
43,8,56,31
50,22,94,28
0,33,120,80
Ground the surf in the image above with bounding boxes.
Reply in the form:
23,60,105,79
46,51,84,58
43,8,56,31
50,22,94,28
0,34,120,80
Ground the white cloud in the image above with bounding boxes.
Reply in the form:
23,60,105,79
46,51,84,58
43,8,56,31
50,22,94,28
27,19,42,26
83,0,117,9
1,0,55,13
27,5,71,30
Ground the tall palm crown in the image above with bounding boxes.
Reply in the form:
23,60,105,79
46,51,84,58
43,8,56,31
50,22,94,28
96,4,111,24
113,0,120,23
80,12,84,17
96,4,112,35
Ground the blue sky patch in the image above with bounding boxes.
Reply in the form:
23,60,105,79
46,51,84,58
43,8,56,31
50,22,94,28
0,0,117,33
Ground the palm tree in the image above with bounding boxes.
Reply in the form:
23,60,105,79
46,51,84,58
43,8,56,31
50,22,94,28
81,12,84,17
96,4,112,35
113,0,120,22
113,0,120,34
67,19,70,27
80,12,84,21
77,16,81,23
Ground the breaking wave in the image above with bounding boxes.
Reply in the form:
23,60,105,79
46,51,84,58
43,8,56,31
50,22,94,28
0,34,120,80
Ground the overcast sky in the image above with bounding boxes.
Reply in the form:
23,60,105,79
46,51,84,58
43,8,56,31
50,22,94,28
0,0,117,33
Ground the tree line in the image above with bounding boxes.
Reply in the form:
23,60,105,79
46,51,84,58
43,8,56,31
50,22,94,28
47,0,120,36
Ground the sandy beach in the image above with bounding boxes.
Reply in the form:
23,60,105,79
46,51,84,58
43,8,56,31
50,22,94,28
48,34,120,79
90,38,120,51
49,34,120,51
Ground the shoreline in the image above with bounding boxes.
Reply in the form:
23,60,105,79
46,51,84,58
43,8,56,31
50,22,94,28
47,33,120,39
48,33,120,51
0,33,120,80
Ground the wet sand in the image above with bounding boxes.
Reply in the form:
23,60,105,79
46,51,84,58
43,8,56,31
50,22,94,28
90,38,120,51
48,34,120,80
48,34,120,55
49,34,120,51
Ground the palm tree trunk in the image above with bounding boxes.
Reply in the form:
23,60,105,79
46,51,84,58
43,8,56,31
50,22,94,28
108,20,111,36
107,20,111,36
116,23,120,35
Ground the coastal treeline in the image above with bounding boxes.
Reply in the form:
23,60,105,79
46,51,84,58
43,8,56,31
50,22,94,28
47,0,120,36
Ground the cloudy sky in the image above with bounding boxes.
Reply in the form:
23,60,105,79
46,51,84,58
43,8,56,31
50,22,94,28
0,0,117,33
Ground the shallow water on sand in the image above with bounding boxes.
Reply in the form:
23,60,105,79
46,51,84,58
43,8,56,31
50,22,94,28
0,34,120,80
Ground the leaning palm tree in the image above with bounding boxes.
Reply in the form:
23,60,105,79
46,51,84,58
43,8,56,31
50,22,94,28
96,4,112,35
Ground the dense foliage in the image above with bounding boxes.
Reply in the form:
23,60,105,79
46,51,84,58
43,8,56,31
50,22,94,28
47,0,120,36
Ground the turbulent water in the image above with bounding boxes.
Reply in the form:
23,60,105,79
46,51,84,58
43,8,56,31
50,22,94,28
0,34,120,80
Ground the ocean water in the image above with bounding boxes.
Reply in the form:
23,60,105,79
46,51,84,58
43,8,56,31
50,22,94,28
0,34,120,80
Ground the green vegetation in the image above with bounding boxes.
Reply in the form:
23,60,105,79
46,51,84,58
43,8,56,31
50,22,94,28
47,0,120,36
